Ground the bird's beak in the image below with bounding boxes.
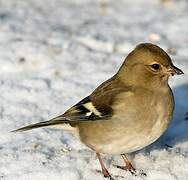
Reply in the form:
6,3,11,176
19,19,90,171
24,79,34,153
167,65,184,76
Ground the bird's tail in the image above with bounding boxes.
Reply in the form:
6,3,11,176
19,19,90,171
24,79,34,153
11,116,71,132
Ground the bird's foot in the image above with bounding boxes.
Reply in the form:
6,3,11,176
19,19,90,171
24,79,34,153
115,165,146,176
102,169,114,180
116,164,136,175
96,169,114,180
116,154,136,175
96,153,114,180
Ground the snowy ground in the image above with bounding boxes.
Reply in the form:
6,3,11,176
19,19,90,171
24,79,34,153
0,0,188,179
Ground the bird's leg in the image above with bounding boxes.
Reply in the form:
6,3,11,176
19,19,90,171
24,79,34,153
96,152,114,179
116,154,136,174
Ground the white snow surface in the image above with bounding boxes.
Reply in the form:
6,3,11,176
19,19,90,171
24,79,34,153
0,0,188,179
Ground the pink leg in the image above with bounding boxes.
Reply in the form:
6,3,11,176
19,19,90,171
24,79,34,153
96,152,114,179
116,154,136,174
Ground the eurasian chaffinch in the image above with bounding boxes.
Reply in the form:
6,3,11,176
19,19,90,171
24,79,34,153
13,43,184,179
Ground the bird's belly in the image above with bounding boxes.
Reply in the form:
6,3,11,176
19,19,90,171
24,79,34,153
79,112,170,155
92,124,164,155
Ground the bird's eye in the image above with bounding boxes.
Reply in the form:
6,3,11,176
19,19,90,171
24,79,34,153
151,64,160,70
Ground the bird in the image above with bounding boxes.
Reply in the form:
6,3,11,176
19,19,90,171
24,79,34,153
12,43,183,179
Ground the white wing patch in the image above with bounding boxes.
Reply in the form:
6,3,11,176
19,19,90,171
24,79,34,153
83,102,102,117
63,96,112,120
86,111,92,116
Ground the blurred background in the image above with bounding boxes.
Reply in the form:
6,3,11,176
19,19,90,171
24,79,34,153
0,0,188,180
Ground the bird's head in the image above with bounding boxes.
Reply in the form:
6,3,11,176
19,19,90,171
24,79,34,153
117,43,184,89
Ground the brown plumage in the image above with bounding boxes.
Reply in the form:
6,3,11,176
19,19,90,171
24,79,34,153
12,43,183,179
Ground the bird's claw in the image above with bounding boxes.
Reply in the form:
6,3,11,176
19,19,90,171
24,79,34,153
115,165,136,175
96,169,115,180
115,165,146,176
103,170,114,180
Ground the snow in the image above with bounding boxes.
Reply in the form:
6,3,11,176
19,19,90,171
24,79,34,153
0,0,188,179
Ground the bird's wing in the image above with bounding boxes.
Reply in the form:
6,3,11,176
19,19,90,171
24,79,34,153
12,77,131,132
61,96,113,121
61,77,130,121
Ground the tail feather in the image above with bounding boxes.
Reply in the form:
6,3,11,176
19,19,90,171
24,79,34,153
11,117,70,132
